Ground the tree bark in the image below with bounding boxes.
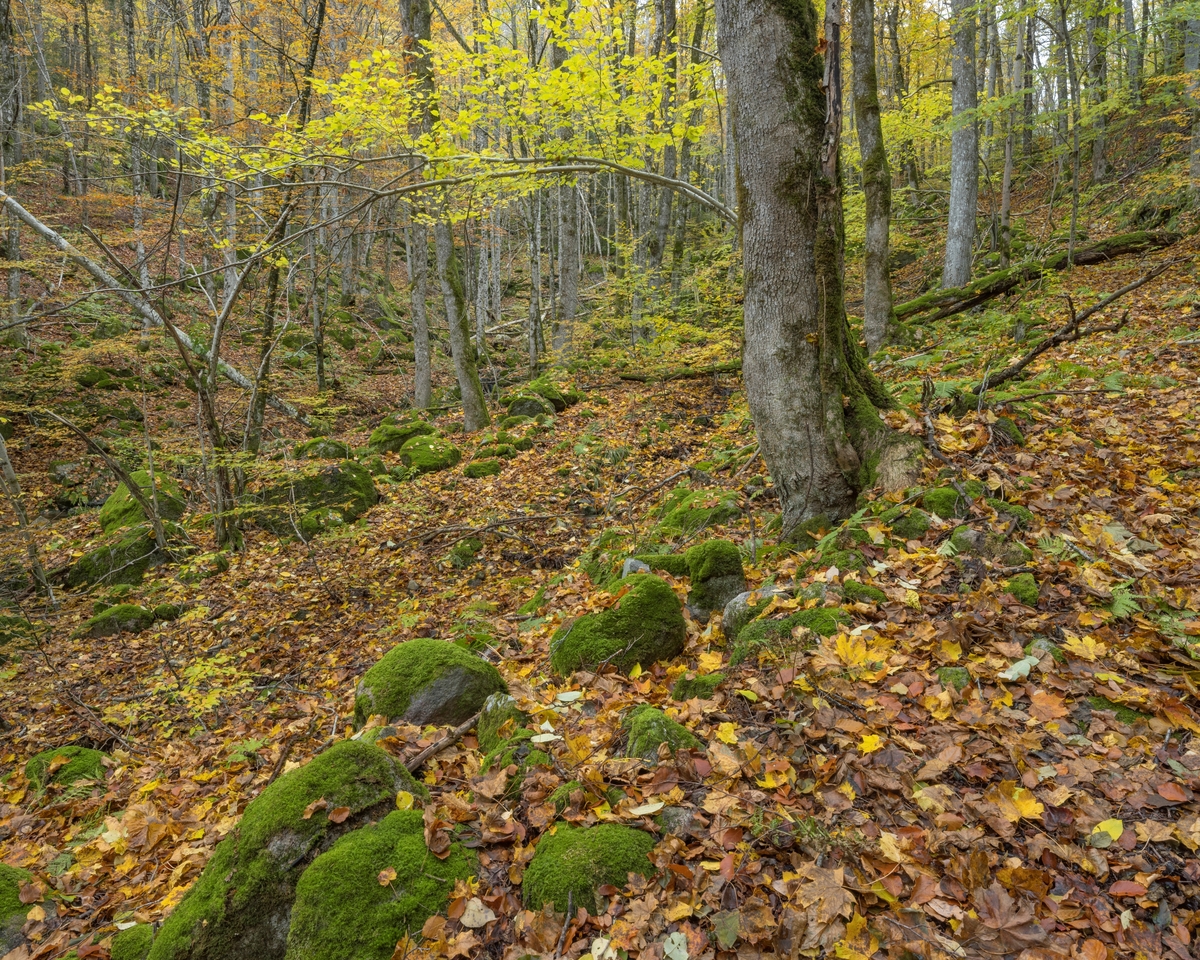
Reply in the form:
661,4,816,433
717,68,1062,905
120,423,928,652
851,0,894,353
435,220,490,431
943,0,978,288
715,0,917,537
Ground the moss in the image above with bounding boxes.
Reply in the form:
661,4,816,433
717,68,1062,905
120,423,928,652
950,525,977,554
367,420,434,454
448,538,482,569
507,394,553,418
549,574,686,676
25,745,108,794
525,376,569,412
880,506,930,540
1025,636,1066,664
517,586,547,616
111,924,155,960
842,581,886,605
354,638,507,728
476,692,527,753
731,608,845,666
80,603,156,637
398,436,461,475
257,461,377,535
513,436,534,452
153,603,185,622
293,437,351,460
623,706,701,761
816,546,864,571
499,415,533,429
634,553,690,578
99,470,186,534
299,508,345,539
986,498,1034,528
671,673,724,701
936,666,972,691
549,780,586,812
1,863,32,950
684,540,746,610
463,458,502,479
284,810,474,960
1087,696,1150,724
653,487,741,535
475,442,517,460
922,486,970,520
992,417,1025,446
479,729,551,785
522,825,656,914
148,741,420,960
1004,573,1040,607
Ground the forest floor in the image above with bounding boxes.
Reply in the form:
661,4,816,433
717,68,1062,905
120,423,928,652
1,224,1200,960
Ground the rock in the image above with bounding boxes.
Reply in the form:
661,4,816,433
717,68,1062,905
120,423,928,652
0,864,33,954
463,458,502,479
683,540,746,611
936,666,972,691
1004,573,1040,606
283,810,474,960
921,486,971,520
506,394,553,418
623,705,702,761
353,638,507,728
66,524,176,589
112,924,155,960
655,806,699,838
476,693,527,753
398,436,461,475
949,525,1033,566
722,587,787,641
257,461,377,536
498,415,532,429
730,607,847,666
985,498,1034,528
549,574,686,676
524,376,568,412
475,442,517,459
671,673,724,701
293,437,352,460
80,603,156,637
299,508,345,539
147,741,425,960
621,558,651,577
653,487,741,536
25,745,108,795
479,729,553,790
99,470,186,534
522,825,657,914
992,417,1025,447
841,580,887,605
366,420,434,454
880,506,931,541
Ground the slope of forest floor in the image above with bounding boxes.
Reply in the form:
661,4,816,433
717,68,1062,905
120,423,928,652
1,229,1200,960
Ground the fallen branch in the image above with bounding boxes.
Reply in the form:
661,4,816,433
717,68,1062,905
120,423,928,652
397,513,569,547
617,360,742,383
405,712,480,773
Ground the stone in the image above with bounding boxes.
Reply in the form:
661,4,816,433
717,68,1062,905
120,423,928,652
0,864,33,954
522,825,656,914
722,587,787,641
256,461,377,536
506,394,553,418
353,638,507,728
622,705,702,761
683,540,746,611
936,666,972,691
293,437,352,460
879,506,931,541
366,420,434,454
1004,573,1040,606
25,745,108,795
841,580,887,605
621,557,651,577
99,470,186,534
80,603,156,637
476,693,527,753
463,458,502,479
66,524,176,589
730,607,847,666
671,673,724,701
398,436,461,475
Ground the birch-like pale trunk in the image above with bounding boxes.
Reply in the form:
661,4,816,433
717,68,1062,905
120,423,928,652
943,0,978,288
435,221,490,431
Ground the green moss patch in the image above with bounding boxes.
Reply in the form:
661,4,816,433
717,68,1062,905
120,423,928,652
507,394,553,418
936,666,972,691
522,825,656,914
623,706,701,761
1,863,32,952
1004,573,1040,606
922,486,971,520
842,580,887,605
111,924,155,960
1087,696,1150,724
293,437,352,460
367,420,434,454
25,745,108,794
671,673,724,701
80,603,157,637
148,740,421,960
354,638,507,728
986,498,1034,528
880,506,931,540
477,693,527,753
66,524,170,589
284,810,474,960
637,540,746,611
256,461,377,536
731,608,846,666
464,458,502,479
653,486,741,536
99,470,186,534
549,574,685,676
398,436,461,475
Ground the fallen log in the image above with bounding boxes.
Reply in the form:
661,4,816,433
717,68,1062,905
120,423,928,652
617,360,742,383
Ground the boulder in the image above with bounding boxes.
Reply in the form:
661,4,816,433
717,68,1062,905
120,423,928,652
112,924,155,960
879,506,931,541
80,603,156,637
284,810,474,960
722,586,788,641
949,525,1032,566
841,580,887,605
65,524,174,589
463,458,502,479
353,638,507,728
549,574,685,676
653,486,740,535
506,394,553,419
99,470,186,534
256,461,377,535
293,437,351,460
730,607,847,666
621,557,651,577
622,706,701,761
683,540,746,611
524,376,568,412
147,740,425,960
0,864,32,954
671,673,724,701
398,436,461,475
25,745,108,796
476,693,527,753
522,825,656,914
367,420,434,454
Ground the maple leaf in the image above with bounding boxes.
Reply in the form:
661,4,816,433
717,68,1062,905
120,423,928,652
962,882,1047,954
984,780,1044,822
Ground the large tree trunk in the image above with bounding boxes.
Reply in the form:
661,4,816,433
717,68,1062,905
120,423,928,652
851,0,894,353
1188,20,1200,195
716,0,918,538
943,0,978,288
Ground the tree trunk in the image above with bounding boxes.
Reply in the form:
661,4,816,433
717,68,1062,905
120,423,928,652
408,218,433,408
1124,0,1140,101
1000,8,1024,267
1086,4,1108,181
1187,20,1200,195
435,221,490,431
715,0,917,537
943,0,978,288
851,0,894,353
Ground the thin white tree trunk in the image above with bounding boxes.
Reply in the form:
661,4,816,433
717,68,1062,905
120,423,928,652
943,0,978,288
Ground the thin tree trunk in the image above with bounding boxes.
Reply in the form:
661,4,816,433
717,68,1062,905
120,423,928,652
1187,20,1200,195
1000,8,1025,267
943,0,978,287
435,220,490,431
0,432,55,606
408,218,433,408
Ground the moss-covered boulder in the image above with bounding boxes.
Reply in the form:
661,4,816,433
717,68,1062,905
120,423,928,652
99,470,186,534
463,458,502,479
112,924,155,960
949,525,1033,566
842,580,887,605
476,692,527,753
66,524,173,590
549,574,686,676
986,498,1034,528
398,435,461,475
147,740,424,960
80,603,156,637
524,376,569,412
256,461,377,535
1004,573,1040,606
922,486,971,520
671,673,724,701
475,442,517,460
354,638,507,728
730,607,846,666
522,825,657,914
293,437,351,460
1,863,32,953
479,729,553,787
284,810,474,960
721,587,787,641
683,540,746,611
623,706,702,761
507,394,553,418
25,745,108,795
653,486,741,535
880,506,931,541
367,420,434,454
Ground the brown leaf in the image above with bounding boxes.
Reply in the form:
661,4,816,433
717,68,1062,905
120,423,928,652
1028,690,1068,722
327,806,351,824
1109,880,1147,897
1157,782,1187,802
302,797,327,820
795,864,855,925
964,882,1047,954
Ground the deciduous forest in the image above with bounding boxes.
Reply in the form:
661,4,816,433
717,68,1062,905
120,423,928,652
0,0,1199,953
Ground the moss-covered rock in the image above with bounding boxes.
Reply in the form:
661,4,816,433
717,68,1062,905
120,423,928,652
986,498,1034,528
480,728,553,784
148,741,422,960
684,540,746,611
507,394,553,418
671,673,724,701
66,524,175,588
298,508,344,539
463,458,502,479
549,780,585,812
730,608,846,666
476,692,527,753
367,420,434,454
284,810,474,960
475,442,517,460
936,666,972,691
25,745,108,794
992,417,1025,447
522,825,656,914
549,574,686,676
525,376,568,412
0,863,32,954
842,580,887,605
721,587,787,641
99,470,186,534
81,603,156,637
398,435,461,475
499,415,533,430
634,552,690,578
111,924,155,960
623,706,701,761
950,525,1034,566
653,486,741,535
1004,573,1040,606
354,638,507,728
880,506,931,541
256,460,377,536
922,486,971,520
293,437,351,460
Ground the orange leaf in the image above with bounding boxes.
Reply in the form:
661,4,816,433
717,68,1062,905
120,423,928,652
378,867,397,885
327,806,351,824
302,797,327,820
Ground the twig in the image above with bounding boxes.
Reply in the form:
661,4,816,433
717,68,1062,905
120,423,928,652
266,727,312,786
59,685,142,753
398,514,567,547
405,711,481,773
554,890,574,958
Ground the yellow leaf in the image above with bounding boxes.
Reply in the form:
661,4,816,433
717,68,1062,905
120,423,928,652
984,780,1044,821
396,791,414,810
698,651,723,673
858,734,883,754
628,662,643,679
1093,819,1124,842
940,639,963,661
1063,632,1107,661
378,866,397,885
716,722,738,744
877,832,907,863
26,904,46,922
663,900,694,921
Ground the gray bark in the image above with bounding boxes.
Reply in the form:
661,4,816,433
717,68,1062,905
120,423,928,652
435,220,490,431
942,0,978,288
408,219,433,408
1188,21,1200,193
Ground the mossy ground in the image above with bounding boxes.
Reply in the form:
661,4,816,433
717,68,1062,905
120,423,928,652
25,745,108,793
284,810,474,960
936,666,972,691
99,470,186,534
1004,573,1040,606
464,458,502,478
623,705,702,760
549,574,685,675
922,486,971,520
730,607,846,665
842,580,887,604
521,824,656,914
880,506,931,540
476,692,526,753
111,923,155,960
1088,696,1150,724
353,637,506,727
671,673,724,701
1,863,32,930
